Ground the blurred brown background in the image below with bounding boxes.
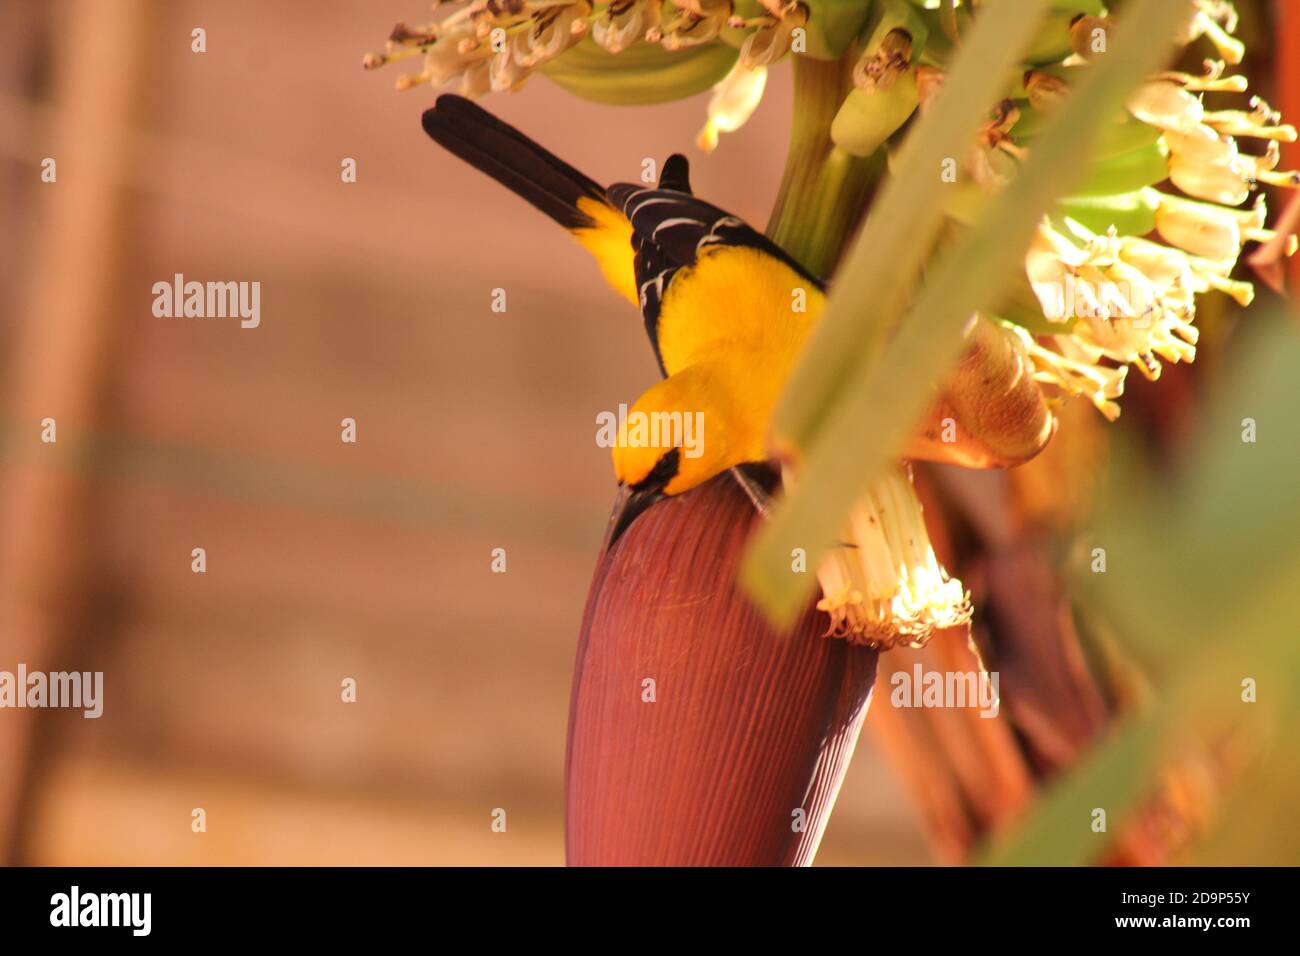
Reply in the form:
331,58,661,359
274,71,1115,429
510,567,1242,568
0,0,928,865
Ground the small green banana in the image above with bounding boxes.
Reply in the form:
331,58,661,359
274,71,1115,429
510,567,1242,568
1070,139,1169,197
1091,116,1164,161
1055,189,1160,236
945,158,1163,238
832,71,920,156
1022,10,1084,66
1013,103,1163,161
829,0,926,157
542,36,738,105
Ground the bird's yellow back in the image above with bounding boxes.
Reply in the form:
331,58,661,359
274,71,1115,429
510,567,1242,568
655,244,826,468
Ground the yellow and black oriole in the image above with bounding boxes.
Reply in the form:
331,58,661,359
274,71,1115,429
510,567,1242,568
422,95,825,525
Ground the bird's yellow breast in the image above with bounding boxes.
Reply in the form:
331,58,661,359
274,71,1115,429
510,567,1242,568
656,245,822,373
655,245,825,458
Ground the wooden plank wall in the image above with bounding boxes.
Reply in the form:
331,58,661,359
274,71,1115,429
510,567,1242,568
0,0,928,866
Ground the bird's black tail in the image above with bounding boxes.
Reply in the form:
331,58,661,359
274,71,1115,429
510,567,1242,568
421,94,609,230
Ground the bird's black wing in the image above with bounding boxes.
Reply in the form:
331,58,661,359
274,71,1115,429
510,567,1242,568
607,160,824,373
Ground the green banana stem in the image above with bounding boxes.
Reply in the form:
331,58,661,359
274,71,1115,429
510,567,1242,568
766,52,883,279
